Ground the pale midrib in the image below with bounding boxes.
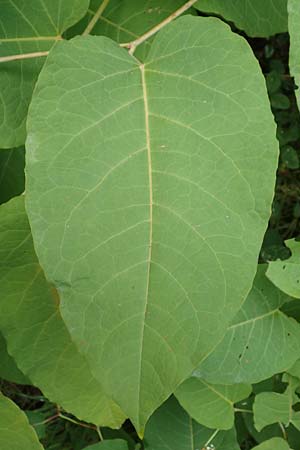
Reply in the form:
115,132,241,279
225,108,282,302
137,63,153,426
0,36,62,42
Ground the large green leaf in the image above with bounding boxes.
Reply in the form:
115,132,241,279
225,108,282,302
289,0,300,109
175,377,251,430
0,333,29,384
0,196,125,428
67,0,195,60
267,240,300,298
144,396,240,450
0,0,89,148
195,266,300,384
26,16,278,431
0,393,43,450
195,0,288,37
0,147,25,204
252,438,290,450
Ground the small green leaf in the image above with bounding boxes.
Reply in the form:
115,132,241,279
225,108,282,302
0,393,43,449
25,411,46,440
84,440,128,450
144,396,240,450
281,146,299,169
0,147,25,204
0,196,125,428
195,266,300,384
175,377,251,430
287,358,300,378
253,392,290,431
26,16,278,431
270,93,291,109
289,0,300,108
0,0,89,148
195,0,288,37
0,333,29,385
251,437,290,450
267,239,300,298
265,71,282,94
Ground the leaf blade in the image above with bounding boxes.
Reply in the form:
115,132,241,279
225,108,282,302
26,16,278,431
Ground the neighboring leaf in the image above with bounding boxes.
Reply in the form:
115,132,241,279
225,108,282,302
0,332,29,384
175,377,251,430
251,438,290,450
67,0,195,60
291,411,300,431
281,145,299,169
84,440,128,450
240,391,300,446
253,392,290,431
0,196,125,428
267,239,300,298
25,411,46,440
0,147,25,204
195,0,288,37
144,396,240,450
0,0,89,148
0,393,43,449
26,16,278,432
195,265,300,384
270,93,291,109
289,0,300,108
287,358,300,379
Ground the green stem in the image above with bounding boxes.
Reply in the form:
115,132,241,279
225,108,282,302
0,51,49,63
59,413,97,431
234,408,253,414
96,426,104,440
204,429,219,447
120,0,198,55
83,0,111,36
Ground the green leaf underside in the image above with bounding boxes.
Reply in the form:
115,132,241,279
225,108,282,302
195,0,288,37
67,0,195,60
0,393,43,450
253,392,290,431
288,0,300,109
0,196,125,428
0,0,89,148
252,437,290,450
175,378,251,430
267,239,300,298
84,440,128,450
26,16,278,431
0,332,29,384
0,147,25,204
195,265,300,384
144,396,240,450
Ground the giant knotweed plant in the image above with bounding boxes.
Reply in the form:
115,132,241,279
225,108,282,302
0,1,300,449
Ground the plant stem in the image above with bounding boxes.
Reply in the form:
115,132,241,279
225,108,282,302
0,51,49,63
120,0,198,55
0,0,196,62
83,0,111,36
96,426,104,440
204,429,219,447
59,413,97,431
279,422,288,440
234,408,253,414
